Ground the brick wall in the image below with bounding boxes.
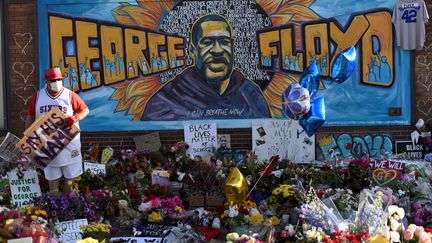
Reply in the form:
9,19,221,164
6,0,37,136
4,1,431,152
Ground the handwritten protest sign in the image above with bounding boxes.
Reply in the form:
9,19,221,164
56,219,88,243
7,169,41,207
16,107,80,168
0,133,24,161
372,160,405,186
133,132,162,153
252,120,315,163
83,161,106,175
184,123,216,161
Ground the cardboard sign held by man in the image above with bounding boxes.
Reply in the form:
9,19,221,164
16,106,80,168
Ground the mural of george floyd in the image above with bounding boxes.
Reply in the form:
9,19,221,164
37,0,411,132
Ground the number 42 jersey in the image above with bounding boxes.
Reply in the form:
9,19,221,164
392,0,429,50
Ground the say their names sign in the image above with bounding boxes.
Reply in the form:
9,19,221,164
16,107,80,168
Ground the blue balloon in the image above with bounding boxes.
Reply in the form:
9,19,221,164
330,46,357,83
299,97,326,137
299,63,320,99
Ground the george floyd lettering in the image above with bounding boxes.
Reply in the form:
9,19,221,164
16,107,80,168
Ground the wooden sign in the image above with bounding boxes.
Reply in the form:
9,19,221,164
7,169,42,207
56,219,88,243
372,160,405,186
83,161,106,175
16,107,80,168
0,133,24,161
395,141,424,159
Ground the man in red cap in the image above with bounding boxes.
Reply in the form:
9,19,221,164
25,67,90,193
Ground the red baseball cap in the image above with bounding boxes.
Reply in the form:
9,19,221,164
43,67,66,81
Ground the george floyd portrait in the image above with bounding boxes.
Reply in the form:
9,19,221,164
142,14,270,121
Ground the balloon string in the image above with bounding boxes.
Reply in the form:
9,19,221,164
244,159,274,201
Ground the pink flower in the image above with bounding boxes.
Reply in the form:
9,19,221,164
416,226,425,237
151,198,162,208
403,229,414,240
419,231,432,243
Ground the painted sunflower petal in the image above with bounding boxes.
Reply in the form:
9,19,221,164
289,4,320,22
270,14,294,26
280,0,316,7
112,5,160,29
256,0,283,15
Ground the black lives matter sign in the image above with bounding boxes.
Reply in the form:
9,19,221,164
395,141,424,159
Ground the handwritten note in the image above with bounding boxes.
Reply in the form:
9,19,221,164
252,120,315,163
16,107,80,168
184,123,217,161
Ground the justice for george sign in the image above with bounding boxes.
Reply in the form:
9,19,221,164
7,169,42,207
15,107,80,168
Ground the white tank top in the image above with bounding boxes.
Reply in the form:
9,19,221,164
35,88,81,167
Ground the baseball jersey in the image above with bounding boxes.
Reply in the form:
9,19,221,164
392,0,429,50
28,87,87,167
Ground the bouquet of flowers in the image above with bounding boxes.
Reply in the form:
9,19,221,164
268,184,300,210
138,195,184,221
33,193,99,222
403,224,432,243
322,188,356,220
322,229,370,243
80,222,111,243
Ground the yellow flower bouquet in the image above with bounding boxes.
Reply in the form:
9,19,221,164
80,222,111,243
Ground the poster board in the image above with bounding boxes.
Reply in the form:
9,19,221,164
0,133,24,161
7,169,42,207
56,219,88,243
184,123,217,161
252,120,315,163
16,107,80,168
